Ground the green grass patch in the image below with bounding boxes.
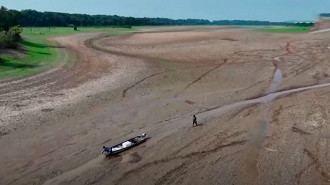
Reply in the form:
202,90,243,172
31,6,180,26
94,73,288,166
0,35,59,78
22,27,137,37
0,27,138,79
257,26,311,33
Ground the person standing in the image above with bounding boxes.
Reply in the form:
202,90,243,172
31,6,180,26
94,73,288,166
100,146,112,155
193,115,198,127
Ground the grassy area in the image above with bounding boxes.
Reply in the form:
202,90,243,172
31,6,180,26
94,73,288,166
22,27,137,37
0,37,59,78
258,26,311,33
0,27,137,78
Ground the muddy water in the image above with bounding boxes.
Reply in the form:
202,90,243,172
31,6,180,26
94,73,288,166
269,69,283,93
263,66,283,139
244,65,282,180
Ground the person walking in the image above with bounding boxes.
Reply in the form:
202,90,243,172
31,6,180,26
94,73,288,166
193,115,198,127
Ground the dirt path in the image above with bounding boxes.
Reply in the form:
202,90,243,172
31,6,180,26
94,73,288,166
1,27,330,185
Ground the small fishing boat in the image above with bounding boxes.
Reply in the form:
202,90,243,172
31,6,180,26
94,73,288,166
102,133,147,156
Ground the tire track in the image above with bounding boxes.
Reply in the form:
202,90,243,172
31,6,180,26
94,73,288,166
292,126,311,135
295,161,316,185
152,114,184,125
114,140,246,185
85,34,186,66
174,58,228,98
212,150,240,165
233,49,277,57
154,161,189,185
236,80,266,93
86,34,224,99
173,134,205,155
122,71,167,97
303,148,330,182
121,64,219,98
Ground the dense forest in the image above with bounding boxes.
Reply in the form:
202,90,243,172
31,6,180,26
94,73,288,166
19,9,298,27
19,9,292,27
0,6,310,27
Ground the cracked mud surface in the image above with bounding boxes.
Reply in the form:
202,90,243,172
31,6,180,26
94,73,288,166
1,27,330,185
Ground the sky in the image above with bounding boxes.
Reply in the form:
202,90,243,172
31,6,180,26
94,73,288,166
1,0,329,22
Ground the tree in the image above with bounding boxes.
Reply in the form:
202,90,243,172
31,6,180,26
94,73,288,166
0,6,9,31
0,7,22,49
0,6,21,31
0,26,22,48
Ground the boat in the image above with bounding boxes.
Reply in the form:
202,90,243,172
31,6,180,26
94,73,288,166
102,133,147,156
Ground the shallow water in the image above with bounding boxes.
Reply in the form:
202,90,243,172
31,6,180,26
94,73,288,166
269,69,283,93
199,81,330,120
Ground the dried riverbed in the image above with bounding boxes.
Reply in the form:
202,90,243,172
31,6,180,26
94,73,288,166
1,27,330,185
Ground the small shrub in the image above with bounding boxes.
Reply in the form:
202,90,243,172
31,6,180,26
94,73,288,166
0,25,22,49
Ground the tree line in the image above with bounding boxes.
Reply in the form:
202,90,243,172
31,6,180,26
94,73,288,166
1,6,315,28
4,8,304,27
320,13,330,17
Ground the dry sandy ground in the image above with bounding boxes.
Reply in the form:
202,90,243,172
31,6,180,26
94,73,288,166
0,27,330,185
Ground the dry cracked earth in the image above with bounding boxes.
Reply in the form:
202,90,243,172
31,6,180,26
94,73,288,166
0,27,330,185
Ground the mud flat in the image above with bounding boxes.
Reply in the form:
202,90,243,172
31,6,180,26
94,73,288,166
1,27,330,185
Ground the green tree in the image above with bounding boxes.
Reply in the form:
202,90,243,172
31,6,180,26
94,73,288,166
0,26,22,49
0,6,21,31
